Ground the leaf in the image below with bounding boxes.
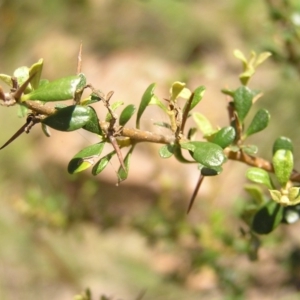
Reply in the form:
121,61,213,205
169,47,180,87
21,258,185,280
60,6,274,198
246,167,274,189
0,74,13,88
244,184,266,205
170,81,191,101
92,151,115,175
22,74,86,102
105,101,124,122
244,109,270,138
272,136,293,154
180,141,225,168
28,59,43,90
240,144,258,155
200,165,223,176
136,83,156,129
119,104,136,126
192,112,214,136
13,66,30,88
251,201,283,234
209,126,236,148
68,142,106,174
82,106,102,135
233,86,257,122
42,105,91,131
272,149,293,187
118,146,134,182
149,95,167,112
255,52,272,67
159,144,174,158
183,85,206,113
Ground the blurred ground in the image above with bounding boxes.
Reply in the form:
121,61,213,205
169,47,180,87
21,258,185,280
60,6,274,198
0,0,300,299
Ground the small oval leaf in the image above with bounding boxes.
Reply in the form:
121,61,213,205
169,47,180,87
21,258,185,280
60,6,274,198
42,105,91,131
68,142,106,174
119,104,136,126
233,86,257,122
180,141,225,168
244,109,270,138
92,151,115,175
246,167,274,189
118,146,134,182
273,149,294,187
210,126,236,148
136,83,156,129
252,201,283,234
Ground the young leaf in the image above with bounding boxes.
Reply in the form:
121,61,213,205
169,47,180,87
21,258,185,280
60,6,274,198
28,59,43,90
0,74,13,88
251,201,283,234
246,167,274,189
136,83,156,129
272,136,294,154
180,141,225,168
244,109,270,138
272,150,294,187
209,126,236,148
92,151,115,175
22,74,86,102
233,86,257,122
159,144,174,158
105,101,124,122
42,105,91,131
68,142,106,174
170,82,191,101
119,104,136,126
192,112,214,136
183,85,206,113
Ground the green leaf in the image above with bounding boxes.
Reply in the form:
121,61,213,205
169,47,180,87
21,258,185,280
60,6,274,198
233,86,257,122
42,105,91,131
136,83,156,129
17,104,28,118
209,126,236,148
22,74,86,102
192,112,214,136
244,109,270,138
272,149,293,186
149,95,168,112
68,142,106,174
92,151,115,175
13,66,30,88
28,59,43,90
105,101,124,122
0,74,13,88
189,86,206,111
244,184,266,205
246,167,274,189
180,141,225,168
251,201,283,234
272,136,293,154
200,165,223,176
240,144,258,155
119,104,136,126
82,106,102,135
118,146,134,181
159,144,174,158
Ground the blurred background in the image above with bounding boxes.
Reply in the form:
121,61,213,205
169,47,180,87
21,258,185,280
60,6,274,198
0,0,300,299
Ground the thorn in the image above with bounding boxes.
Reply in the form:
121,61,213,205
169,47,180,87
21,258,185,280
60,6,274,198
77,42,83,74
13,72,37,101
187,173,204,214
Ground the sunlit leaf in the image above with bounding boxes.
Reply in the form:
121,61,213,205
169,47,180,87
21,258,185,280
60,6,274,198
22,74,86,102
244,109,270,138
119,104,136,126
273,149,293,186
246,167,274,189
42,105,91,131
170,81,189,101
180,141,225,168
251,201,283,234
192,112,214,136
209,126,236,148
68,142,106,174
92,151,115,175
136,83,156,129
105,101,124,122
233,86,257,122
83,106,102,135
28,59,43,90
0,74,13,88
183,85,206,113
